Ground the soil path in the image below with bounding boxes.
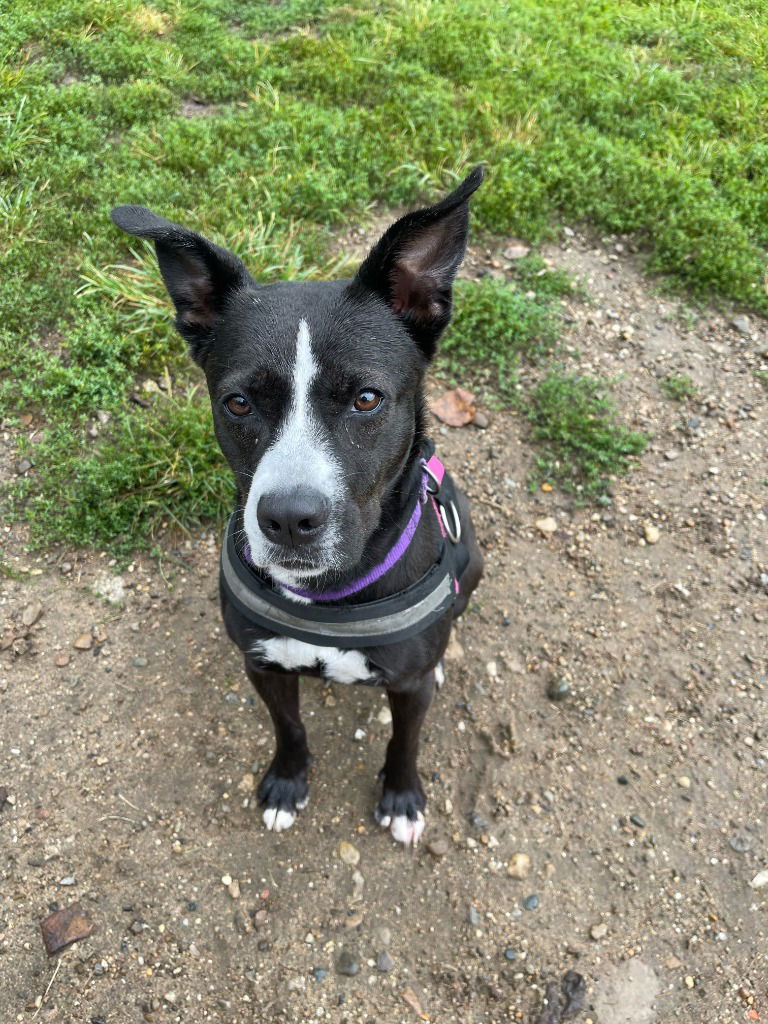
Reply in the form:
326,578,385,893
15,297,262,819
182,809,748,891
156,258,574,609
1,231,766,1023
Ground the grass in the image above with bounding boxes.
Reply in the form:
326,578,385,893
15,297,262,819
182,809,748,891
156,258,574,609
659,373,699,402
527,372,647,499
1,0,767,548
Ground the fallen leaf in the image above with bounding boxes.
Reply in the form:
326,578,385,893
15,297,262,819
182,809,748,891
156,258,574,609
40,902,94,956
401,987,425,1017
429,388,476,427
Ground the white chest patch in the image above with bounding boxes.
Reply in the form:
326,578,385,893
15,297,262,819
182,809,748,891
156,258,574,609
251,636,372,685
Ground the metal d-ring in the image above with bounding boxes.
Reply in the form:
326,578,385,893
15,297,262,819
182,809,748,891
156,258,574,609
422,462,442,495
440,500,462,543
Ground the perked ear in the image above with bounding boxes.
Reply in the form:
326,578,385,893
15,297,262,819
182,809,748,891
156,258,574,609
110,205,249,365
353,166,484,359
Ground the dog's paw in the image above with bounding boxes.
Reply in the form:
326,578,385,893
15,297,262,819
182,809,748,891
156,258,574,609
375,786,426,847
257,763,309,833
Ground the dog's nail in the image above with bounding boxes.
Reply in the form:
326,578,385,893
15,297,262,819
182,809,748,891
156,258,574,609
262,807,296,832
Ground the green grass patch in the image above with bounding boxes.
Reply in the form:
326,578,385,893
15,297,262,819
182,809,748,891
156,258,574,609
527,371,648,499
440,257,575,397
3,0,767,548
659,373,699,402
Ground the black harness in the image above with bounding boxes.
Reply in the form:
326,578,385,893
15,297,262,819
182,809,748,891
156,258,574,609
219,448,469,648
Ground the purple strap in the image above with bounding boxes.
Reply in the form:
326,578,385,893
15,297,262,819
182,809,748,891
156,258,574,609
246,456,445,603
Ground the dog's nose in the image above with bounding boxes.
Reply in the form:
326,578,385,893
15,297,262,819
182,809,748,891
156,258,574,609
257,488,331,547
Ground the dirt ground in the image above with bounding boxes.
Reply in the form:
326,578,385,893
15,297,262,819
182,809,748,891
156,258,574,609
1,230,766,1024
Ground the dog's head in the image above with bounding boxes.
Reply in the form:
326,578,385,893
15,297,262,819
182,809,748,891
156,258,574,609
111,169,483,585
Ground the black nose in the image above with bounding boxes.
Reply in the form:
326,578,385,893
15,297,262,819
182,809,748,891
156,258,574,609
257,488,331,548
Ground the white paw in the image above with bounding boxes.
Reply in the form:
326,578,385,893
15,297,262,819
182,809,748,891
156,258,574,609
434,661,445,689
377,811,426,847
262,807,296,832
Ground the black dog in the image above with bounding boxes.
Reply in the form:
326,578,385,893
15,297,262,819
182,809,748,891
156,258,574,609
111,169,484,845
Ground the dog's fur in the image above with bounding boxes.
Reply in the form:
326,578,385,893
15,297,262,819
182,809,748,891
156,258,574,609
111,169,484,845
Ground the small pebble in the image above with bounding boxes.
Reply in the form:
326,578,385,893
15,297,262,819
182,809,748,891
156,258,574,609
504,948,517,962
617,775,629,786
468,905,480,926
221,873,233,887
522,894,540,911
677,776,691,789
535,516,558,536
507,853,531,880
643,523,660,545
377,951,394,972
590,922,608,940
312,967,328,982
336,950,359,977
132,656,148,668
427,838,449,858
630,814,645,828
546,677,570,702
339,840,360,866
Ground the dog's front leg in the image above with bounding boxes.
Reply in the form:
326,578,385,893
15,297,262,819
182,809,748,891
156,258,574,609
244,661,311,833
375,670,436,847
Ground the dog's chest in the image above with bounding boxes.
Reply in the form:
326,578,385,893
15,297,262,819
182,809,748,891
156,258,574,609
250,636,375,685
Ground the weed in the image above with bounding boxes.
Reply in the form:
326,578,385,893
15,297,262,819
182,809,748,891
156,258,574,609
659,373,699,402
527,371,647,499
754,369,768,391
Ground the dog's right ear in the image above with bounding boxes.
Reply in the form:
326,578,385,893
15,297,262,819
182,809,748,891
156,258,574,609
110,206,249,365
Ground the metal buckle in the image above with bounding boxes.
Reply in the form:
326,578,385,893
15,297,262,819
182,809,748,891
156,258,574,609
440,500,461,543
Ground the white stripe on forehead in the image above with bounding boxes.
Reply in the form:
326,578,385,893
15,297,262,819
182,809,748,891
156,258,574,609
242,318,343,578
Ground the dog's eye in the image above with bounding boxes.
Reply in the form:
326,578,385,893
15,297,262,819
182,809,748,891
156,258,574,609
353,389,383,413
224,394,252,417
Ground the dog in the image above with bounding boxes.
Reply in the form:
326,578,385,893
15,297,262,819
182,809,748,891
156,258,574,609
111,168,484,846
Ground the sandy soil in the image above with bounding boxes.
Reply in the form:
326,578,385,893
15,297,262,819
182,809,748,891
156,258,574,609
1,230,766,1024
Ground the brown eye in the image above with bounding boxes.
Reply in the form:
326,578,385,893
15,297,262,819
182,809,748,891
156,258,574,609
353,389,383,413
224,394,252,417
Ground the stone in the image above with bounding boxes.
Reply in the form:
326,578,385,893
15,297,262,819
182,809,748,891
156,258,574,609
643,523,660,544
592,958,660,1024
472,411,490,429
427,838,449,858
377,951,394,972
547,677,570,701
339,840,360,866
336,949,359,976
749,869,768,889
93,572,126,606
132,656,148,668
22,602,43,628
40,903,94,956
535,516,558,536
506,853,531,879
731,315,751,335
522,894,539,911
503,241,530,260
591,922,608,940
73,632,93,650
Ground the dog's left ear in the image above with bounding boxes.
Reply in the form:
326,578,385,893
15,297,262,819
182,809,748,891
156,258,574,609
353,166,484,359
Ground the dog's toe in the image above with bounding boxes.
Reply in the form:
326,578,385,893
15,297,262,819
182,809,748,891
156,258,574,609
390,812,425,847
262,806,297,832
375,802,426,847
